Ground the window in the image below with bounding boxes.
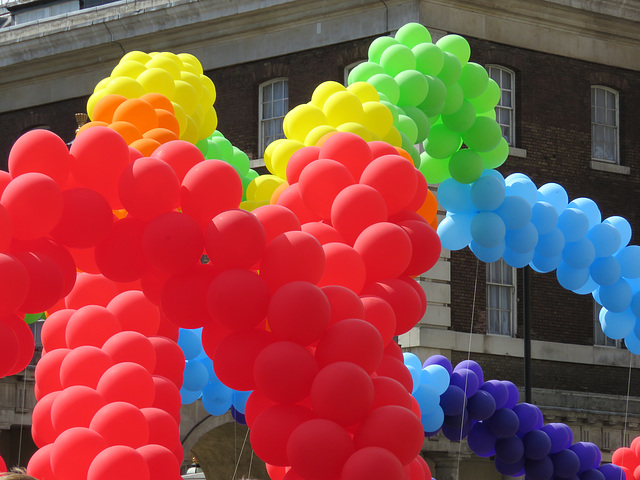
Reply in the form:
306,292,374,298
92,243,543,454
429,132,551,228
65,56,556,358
591,86,619,164
259,78,288,157
486,259,516,336
14,0,79,24
487,66,515,146
594,303,622,347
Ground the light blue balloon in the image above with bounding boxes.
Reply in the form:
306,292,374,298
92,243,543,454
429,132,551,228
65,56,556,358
438,178,477,213
496,196,532,231
414,383,441,411
232,390,252,414
403,352,423,371
568,197,602,229
590,256,622,287
604,216,632,252
556,262,590,291
470,174,505,211
535,228,565,257
470,240,505,263
183,360,210,392
503,248,535,268
203,380,233,406
531,201,558,235
562,238,595,270
505,222,538,254
557,208,589,242
180,387,202,404
406,365,420,393
624,330,640,355
599,278,633,313
421,364,450,394
587,223,621,258
202,396,233,416
505,174,538,206
572,276,598,295
617,246,640,279
530,252,562,273
537,183,568,214
421,405,445,433
178,328,203,361
600,308,636,340
471,212,506,248
437,213,474,251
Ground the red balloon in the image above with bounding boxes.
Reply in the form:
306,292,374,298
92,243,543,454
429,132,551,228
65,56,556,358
50,427,108,480
27,443,54,480
51,385,106,433
66,273,119,309
361,279,424,335
105,290,160,336
301,221,345,245
268,281,330,345
318,242,366,293
70,126,130,209
207,269,270,331
400,275,427,318
59,345,114,389
151,139,205,183
374,355,414,394
315,319,384,374
406,169,428,212
149,337,185,388
353,222,412,282
319,132,373,180
205,209,266,270
1,172,63,240
87,445,150,480
310,361,374,427
50,188,114,248
298,159,355,219
260,231,325,292
321,285,365,325
90,401,150,448
0,253,28,313
371,376,413,410
384,340,405,362
201,320,233,360
0,204,12,253
102,331,156,373
68,246,101,274
331,184,388,245
343,447,405,480
613,447,637,470
286,146,322,184
359,154,418,215
95,217,150,283
368,141,399,159
266,463,290,480
398,220,441,277
137,444,181,480
160,264,218,328
31,391,60,447
244,390,277,429
151,375,182,423
97,362,155,408
139,267,170,306
14,251,64,314
287,418,355,480
250,404,315,466
180,160,243,228
35,348,70,398
276,183,322,224
253,204,301,244
9,129,71,187
354,405,424,465
65,305,122,349
254,341,319,404
3,313,36,376
141,407,179,448
213,329,274,391
0,319,20,378
118,157,180,221
415,454,431,480
405,456,426,480
361,296,396,346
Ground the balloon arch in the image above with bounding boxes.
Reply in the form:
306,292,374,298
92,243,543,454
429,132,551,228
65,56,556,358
0,21,634,480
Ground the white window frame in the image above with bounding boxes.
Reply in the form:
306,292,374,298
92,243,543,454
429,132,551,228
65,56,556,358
486,259,517,336
487,65,515,147
258,78,288,158
594,302,622,348
591,86,620,165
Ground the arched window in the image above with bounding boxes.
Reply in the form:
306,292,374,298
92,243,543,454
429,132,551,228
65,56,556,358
259,78,288,157
487,65,515,146
591,86,619,164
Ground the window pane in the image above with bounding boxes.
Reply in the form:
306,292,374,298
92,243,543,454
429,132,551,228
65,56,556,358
596,88,605,106
595,106,605,124
274,99,284,117
274,81,284,98
490,68,500,83
263,102,272,120
263,85,272,103
605,108,615,126
501,91,512,108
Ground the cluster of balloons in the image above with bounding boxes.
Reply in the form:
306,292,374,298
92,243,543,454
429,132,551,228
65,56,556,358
87,51,217,143
347,22,507,184
437,170,640,351
612,435,640,479
402,353,449,433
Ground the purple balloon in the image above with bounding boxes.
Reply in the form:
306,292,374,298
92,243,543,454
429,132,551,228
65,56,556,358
570,442,601,473
467,422,497,457
580,469,606,480
450,368,479,397
503,380,520,409
514,402,542,436
467,389,496,421
440,384,467,416
230,405,246,425
525,456,554,480
598,464,626,480
423,354,453,374
495,456,525,476
552,449,581,478
454,359,485,384
441,417,472,441
523,429,552,460
486,407,520,438
480,379,509,409
495,435,525,464
542,423,573,453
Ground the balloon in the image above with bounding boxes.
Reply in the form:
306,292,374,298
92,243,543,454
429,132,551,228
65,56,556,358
87,445,150,480
150,336,185,388
354,222,412,281
9,129,71,186
51,427,108,480
90,401,150,448
468,422,497,457
102,331,157,373
486,408,520,438
97,361,155,408
95,217,150,283
0,253,29,314
59,345,114,389
32,391,60,447
205,209,266,270
318,242,367,293
360,296,396,346
342,447,405,480
331,184,388,245
26,443,54,480
65,305,122,349
298,158,355,218
137,444,181,480
107,290,161,336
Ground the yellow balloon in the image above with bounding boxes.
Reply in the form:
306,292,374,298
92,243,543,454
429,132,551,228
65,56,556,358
200,75,217,105
104,76,146,99
347,82,380,103
382,126,403,146
120,51,152,64
146,56,181,80
336,122,372,142
137,68,176,99
323,91,365,127
311,81,346,109
246,175,285,202
304,125,336,146
172,102,189,136
270,139,304,179
111,60,147,79
94,77,111,93
199,106,218,140
179,115,199,144
362,101,394,138
87,90,107,120
178,53,204,75
173,80,198,115
240,200,269,211
180,71,204,102
156,51,184,69
283,103,328,143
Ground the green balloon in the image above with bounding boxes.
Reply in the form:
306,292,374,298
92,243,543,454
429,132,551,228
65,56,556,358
478,109,497,121
196,138,209,156
436,52,462,85
369,36,399,64
399,132,421,168
24,312,44,325
402,106,430,144
419,151,451,184
380,44,416,77
413,43,444,76
470,79,501,113
461,116,502,152
479,137,509,169
396,114,418,145
207,136,233,161
458,62,489,99
369,74,400,105
380,101,400,123
449,149,483,184
417,76,446,117
395,70,429,106
230,147,251,176
246,169,259,180
395,22,432,48
441,99,476,133
436,34,471,65
424,123,462,159
440,83,463,115
348,62,385,85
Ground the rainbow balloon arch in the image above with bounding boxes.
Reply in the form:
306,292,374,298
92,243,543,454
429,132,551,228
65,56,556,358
0,22,634,480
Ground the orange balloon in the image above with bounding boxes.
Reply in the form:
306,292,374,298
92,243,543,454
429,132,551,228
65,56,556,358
395,147,414,166
417,189,438,223
429,216,438,230
143,127,179,144
77,121,109,135
269,182,289,205
140,92,175,113
130,138,162,157
92,94,128,123
112,209,128,219
112,98,158,134
314,130,340,148
155,109,181,136
108,121,143,145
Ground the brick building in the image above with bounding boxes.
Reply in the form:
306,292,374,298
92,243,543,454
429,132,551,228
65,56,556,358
1,0,640,478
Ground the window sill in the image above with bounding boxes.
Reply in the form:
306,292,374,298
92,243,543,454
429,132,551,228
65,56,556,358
250,158,266,169
508,146,527,158
590,159,630,175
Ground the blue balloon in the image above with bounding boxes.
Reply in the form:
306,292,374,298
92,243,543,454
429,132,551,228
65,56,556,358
454,359,484,383
598,464,626,480
531,201,559,235
551,449,581,479
421,405,445,433
178,328,203,361
230,405,247,425
423,354,453,374
468,422,497,457
568,197,602,229
599,278,633,312
450,368,479,397
580,469,606,480
570,442,600,473
536,228,565,257
480,379,509,410
562,238,596,270
625,330,640,354
202,396,232,416
403,352,423,371
421,364,451,394
183,359,210,392
523,429,552,461
537,183,568,214
496,195,533,230
525,456,554,480
470,240,505,263
587,223,621,257
557,208,590,242
414,383,441,411
441,416,472,441
486,408,520,438
471,212,506,248
467,389,496,421
406,365,420,393
495,456,525,476
530,252,562,274
438,178,477,213
506,174,538,206
631,291,640,318
495,435,525,464
503,380,520,409
503,248,535,268
439,384,467,416
541,423,573,454
437,213,474,250
572,276,598,295
203,380,233,406
180,387,202,404
505,222,538,254
603,216,632,252
470,174,505,211
232,390,252,414
590,256,621,287
557,262,590,291
514,403,541,437
617,245,640,279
